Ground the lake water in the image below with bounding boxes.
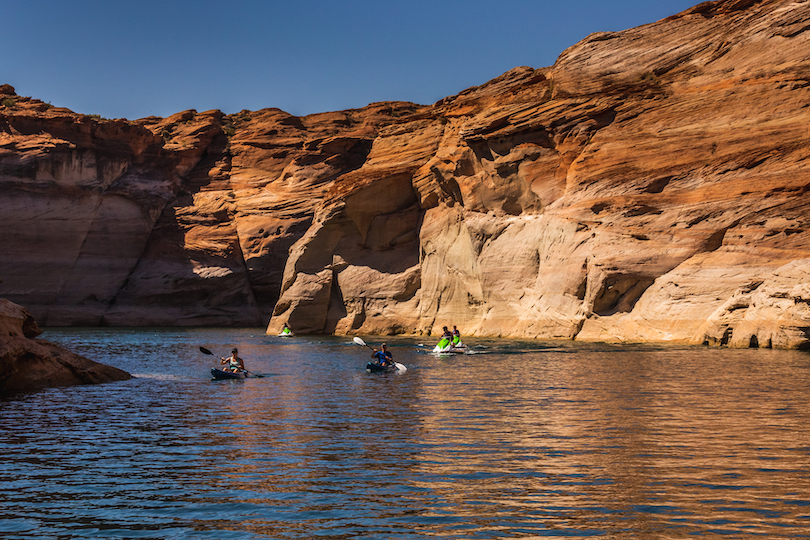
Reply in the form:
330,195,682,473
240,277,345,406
2,328,810,539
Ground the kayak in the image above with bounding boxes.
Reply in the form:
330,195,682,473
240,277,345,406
211,368,247,380
366,362,407,373
433,337,468,354
366,362,395,373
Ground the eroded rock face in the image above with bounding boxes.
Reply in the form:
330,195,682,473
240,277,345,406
1,89,422,325
2,0,809,348
267,0,810,349
0,297,42,338
693,260,810,350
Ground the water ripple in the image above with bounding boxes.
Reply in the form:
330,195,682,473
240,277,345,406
1,330,810,538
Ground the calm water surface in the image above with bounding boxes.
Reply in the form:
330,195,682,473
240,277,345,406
2,328,810,539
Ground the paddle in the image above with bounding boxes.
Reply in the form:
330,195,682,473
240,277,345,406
352,337,407,372
352,337,373,350
199,346,263,378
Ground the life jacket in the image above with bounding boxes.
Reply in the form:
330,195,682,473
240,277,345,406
373,351,392,365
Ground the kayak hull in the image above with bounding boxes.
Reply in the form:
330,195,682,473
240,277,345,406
211,368,247,380
366,362,396,373
366,362,407,373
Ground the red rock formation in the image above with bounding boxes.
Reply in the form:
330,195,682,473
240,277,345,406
268,0,810,348
1,80,422,326
0,296,130,393
2,0,809,348
0,335,132,393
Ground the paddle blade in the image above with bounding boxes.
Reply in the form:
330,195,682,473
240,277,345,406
199,346,214,356
353,337,367,347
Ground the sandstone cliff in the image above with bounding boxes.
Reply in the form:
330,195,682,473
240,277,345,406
2,0,809,348
1,83,420,326
268,0,810,348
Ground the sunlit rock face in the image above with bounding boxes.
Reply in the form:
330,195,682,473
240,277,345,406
2,0,810,348
268,0,810,348
693,260,810,350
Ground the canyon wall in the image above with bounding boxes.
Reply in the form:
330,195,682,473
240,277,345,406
0,86,420,326
2,0,810,348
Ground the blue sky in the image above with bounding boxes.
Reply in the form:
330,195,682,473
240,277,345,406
2,0,698,120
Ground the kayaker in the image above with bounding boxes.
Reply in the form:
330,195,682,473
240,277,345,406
221,348,245,373
452,326,461,345
371,343,393,367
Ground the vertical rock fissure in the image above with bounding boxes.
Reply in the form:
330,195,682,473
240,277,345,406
324,268,347,334
230,207,263,327
47,187,108,325
101,197,178,325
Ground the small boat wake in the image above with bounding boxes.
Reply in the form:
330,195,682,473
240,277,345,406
417,338,476,356
130,373,187,380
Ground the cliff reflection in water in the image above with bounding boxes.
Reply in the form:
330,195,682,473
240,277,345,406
403,347,810,536
1,329,808,539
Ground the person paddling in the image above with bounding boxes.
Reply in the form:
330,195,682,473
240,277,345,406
221,348,245,373
371,343,393,368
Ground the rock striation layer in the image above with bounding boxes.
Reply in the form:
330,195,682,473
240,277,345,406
267,0,810,348
2,0,810,348
1,83,418,326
